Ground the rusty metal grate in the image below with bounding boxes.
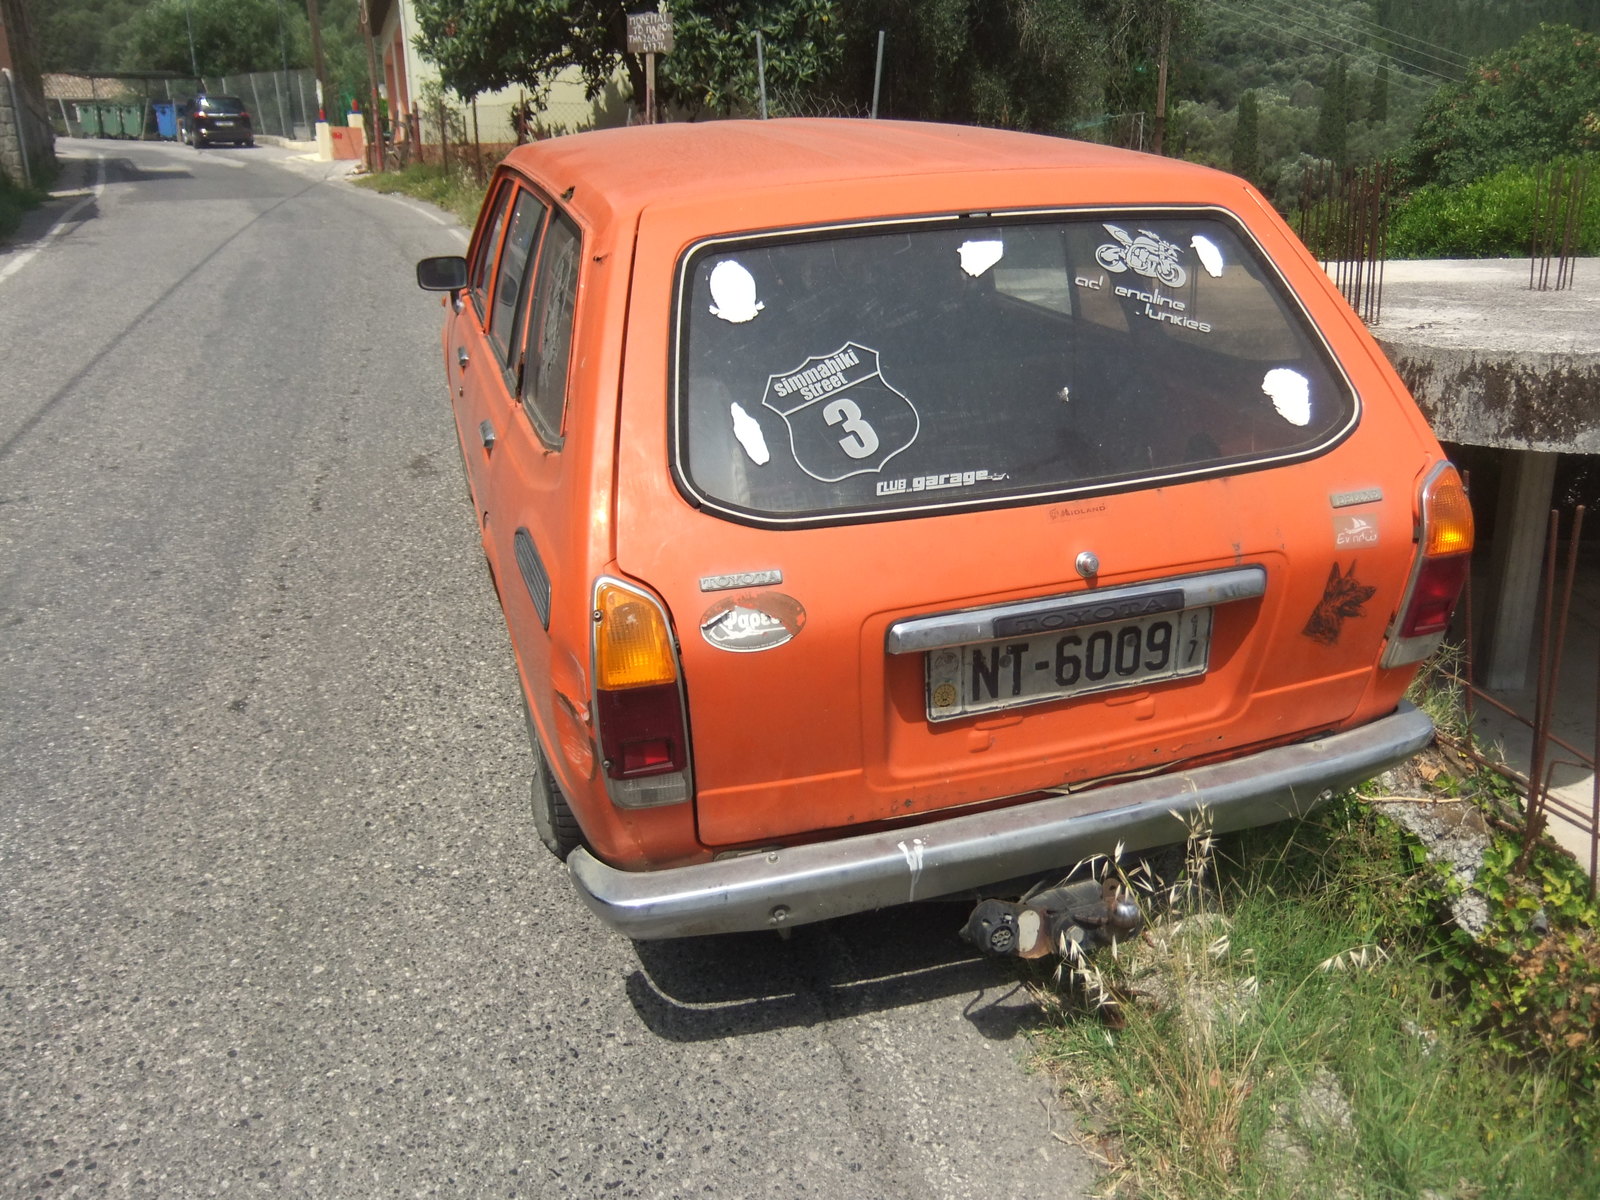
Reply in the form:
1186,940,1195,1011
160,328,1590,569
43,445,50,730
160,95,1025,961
1530,160,1589,292
1296,159,1395,326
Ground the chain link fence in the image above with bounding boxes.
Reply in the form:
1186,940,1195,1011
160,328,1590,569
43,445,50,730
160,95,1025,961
208,69,319,141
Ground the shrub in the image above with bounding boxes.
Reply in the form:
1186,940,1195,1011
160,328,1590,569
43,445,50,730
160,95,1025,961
1388,157,1600,258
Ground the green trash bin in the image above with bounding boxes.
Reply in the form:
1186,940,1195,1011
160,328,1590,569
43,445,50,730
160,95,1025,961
76,103,102,138
119,103,144,138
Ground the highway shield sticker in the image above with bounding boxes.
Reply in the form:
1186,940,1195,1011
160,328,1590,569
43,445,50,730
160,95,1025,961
762,342,919,483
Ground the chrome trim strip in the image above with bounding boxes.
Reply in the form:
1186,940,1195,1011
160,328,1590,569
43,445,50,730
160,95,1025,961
566,703,1433,940
884,566,1266,655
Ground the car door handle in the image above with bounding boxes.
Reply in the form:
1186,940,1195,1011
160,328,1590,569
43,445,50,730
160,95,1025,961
479,420,496,452
457,346,470,370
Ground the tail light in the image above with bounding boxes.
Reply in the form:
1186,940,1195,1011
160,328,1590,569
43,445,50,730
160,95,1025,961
591,578,693,808
1382,462,1475,667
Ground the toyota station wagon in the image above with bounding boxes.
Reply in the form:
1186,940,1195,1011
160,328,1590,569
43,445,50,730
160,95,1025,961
416,120,1471,940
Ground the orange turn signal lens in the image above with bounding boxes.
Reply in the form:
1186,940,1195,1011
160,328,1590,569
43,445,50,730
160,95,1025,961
1423,464,1474,557
594,582,677,690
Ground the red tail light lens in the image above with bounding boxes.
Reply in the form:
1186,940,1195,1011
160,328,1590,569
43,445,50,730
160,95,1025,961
1384,463,1475,667
592,579,692,808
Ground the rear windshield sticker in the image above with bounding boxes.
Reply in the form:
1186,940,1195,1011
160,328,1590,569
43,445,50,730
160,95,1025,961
1095,224,1188,288
762,342,919,482
1262,368,1312,426
875,468,1008,497
708,259,764,323
730,401,770,465
1190,235,1225,278
1302,560,1377,646
1119,284,1212,333
959,240,1005,278
699,592,806,653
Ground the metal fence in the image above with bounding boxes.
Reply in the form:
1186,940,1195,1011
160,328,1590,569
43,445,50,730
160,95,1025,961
208,69,319,141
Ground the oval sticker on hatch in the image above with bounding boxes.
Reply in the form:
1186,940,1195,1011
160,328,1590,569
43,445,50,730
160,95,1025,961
699,592,806,653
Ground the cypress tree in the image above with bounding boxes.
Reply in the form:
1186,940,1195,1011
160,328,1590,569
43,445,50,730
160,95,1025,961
1231,89,1261,182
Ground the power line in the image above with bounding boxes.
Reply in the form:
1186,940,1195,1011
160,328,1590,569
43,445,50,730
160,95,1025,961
1210,0,1468,84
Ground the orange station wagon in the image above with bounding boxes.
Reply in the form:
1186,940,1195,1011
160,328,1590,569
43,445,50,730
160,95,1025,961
416,120,1472,940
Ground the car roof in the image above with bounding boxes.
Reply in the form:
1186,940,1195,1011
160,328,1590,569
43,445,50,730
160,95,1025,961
503,119,1221,218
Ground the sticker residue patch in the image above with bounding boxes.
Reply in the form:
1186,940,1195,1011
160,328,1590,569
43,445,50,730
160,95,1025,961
1191,234,1225,278
708,259,764,323
958,239,1005,277
729,402,770,464
699,591,806,653
1302,560,1378,646
1262,367,1312,427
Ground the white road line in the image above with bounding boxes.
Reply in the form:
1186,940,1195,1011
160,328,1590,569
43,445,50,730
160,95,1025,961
0,155,107,286
369,188,458,228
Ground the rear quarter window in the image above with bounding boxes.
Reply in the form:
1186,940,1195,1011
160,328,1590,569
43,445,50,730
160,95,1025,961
673,211,1356,525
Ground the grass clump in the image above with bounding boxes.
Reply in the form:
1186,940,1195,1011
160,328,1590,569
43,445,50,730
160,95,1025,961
1032,794,1600,1199
0,169,50,240
353,162,487,229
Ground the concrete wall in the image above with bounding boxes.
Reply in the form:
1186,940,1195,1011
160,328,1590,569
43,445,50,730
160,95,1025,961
1,0,55,188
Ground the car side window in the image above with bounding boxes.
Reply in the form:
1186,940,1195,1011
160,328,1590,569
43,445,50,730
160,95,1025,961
487,190,548,366
520,211,582,447
468,181,513,320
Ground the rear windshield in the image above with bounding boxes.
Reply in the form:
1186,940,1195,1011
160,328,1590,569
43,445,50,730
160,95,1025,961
198,97,246,114
674,211,1356,525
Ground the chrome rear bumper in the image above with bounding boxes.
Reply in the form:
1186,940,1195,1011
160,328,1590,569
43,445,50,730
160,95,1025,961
567,703,1432,940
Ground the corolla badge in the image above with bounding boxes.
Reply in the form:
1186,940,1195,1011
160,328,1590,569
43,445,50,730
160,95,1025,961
699,592,807,653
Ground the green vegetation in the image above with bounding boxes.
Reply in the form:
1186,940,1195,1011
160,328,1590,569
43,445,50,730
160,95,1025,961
0,170,52,241
1407,23,1600,188
1032,661,1600,1198
1388,157,1600,258
352,163,487,229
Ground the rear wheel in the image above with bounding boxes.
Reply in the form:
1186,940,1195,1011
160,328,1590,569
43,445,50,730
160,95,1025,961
523,694,582,858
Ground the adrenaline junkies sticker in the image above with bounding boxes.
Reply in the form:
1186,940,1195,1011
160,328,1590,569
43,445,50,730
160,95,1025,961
761,342,920,483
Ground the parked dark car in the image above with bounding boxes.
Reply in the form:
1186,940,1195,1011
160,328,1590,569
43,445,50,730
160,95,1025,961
180,95,254,148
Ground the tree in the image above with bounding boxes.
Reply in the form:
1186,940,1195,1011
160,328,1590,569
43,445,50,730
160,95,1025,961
410,1,844,116
1231,88,1259,182
1369,58,1388,125
1406,23,1600,187
119,0,309,77
1313,54,1348,166
828,1,1100,132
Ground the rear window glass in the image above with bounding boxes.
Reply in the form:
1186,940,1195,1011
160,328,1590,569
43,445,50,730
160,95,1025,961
197,97,246,114
674,212,1356,524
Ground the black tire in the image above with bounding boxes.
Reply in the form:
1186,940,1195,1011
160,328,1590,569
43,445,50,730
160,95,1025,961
523,694,583,858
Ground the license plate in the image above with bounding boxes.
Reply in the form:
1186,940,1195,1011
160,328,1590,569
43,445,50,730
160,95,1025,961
215,120,235,127
925,608,1213,721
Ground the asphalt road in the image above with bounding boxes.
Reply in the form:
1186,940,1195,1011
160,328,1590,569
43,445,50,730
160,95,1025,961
0,138,1094,1199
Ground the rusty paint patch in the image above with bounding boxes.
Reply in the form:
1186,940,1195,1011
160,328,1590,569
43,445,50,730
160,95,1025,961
699,591,806,653
1302,560,1378,646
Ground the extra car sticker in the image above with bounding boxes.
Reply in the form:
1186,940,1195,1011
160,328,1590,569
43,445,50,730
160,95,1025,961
1334,513,1380,548
761,342,919,483
730,401,771,465
958,239,1005,277
1302,560,1378,646
708,259,765,323
875,468,1008,497
1095,223,1188,287
1262,367,1312,427
1190,234,1225,278
699,592,806,653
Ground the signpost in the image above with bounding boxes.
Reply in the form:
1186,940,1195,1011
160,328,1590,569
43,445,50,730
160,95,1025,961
626,11,675,124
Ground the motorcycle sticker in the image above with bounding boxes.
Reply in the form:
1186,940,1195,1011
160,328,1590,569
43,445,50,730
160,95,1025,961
762,342,920,483
1095,223,1189,288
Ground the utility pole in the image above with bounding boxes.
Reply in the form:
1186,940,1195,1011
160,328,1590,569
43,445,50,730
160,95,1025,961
306,0,330,117
1152,4,1171,155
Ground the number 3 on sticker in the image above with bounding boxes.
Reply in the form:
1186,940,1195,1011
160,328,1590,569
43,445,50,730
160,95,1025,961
823,396,880,459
